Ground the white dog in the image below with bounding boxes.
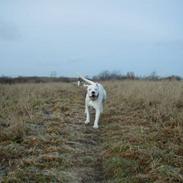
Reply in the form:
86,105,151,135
79,76,107,129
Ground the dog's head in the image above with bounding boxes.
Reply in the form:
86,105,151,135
87,83,99,100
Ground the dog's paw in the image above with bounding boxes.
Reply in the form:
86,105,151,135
93,125,99,129
85,120,90,124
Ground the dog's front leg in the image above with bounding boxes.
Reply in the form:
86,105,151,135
85,105,90,124
93,109,100,129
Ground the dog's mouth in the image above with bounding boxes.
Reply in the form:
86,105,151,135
89,94,99,100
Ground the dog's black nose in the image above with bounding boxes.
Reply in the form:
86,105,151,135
92,91,95,94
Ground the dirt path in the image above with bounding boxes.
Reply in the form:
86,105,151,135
63,98,105,183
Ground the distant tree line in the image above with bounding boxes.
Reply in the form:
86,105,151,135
0,71,182,84
93,71,182,81
0,76,76,84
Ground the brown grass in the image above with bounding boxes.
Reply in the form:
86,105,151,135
0,81,183,182
102,80,183,183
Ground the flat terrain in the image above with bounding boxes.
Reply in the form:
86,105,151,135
0,81,183,183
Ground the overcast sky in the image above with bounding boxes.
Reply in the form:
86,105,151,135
0,0,183,77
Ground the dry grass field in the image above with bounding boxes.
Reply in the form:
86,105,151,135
0,80,183,183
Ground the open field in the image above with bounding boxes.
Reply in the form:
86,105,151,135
0,80,183,183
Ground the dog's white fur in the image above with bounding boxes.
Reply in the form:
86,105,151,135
79,76,106,129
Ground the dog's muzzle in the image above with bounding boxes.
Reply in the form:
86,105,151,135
89,93,99,101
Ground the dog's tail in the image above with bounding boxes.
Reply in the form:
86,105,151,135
79,75,95,85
